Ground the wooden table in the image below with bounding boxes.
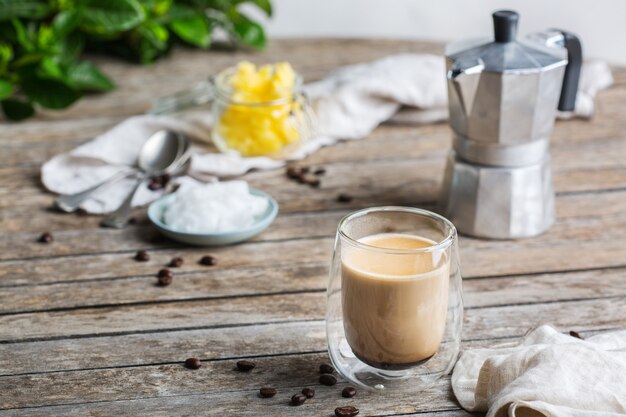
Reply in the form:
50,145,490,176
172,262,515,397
1,39,625,416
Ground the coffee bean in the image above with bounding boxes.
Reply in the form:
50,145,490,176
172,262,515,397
158,275,172,286
259,387,276,398
337,193,353,203
160,173,171,186
319,373,337,386
314,167,326,176
184,357,202,369
158,268,172,278
236,360,256,371
148,174,171,191
569,330,584,339
147,179,163,191
199,255,217,266
169,257,184,267
342,387,356,398
291,393,306,406
301,387,315,398
157,269,173,286
319,363,334,374
286,167,302,179
38,232,53,243
135,250,150,261
335,405,359,417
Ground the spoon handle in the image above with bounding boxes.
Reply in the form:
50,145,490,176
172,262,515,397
100,177,144,229
55,170,132,213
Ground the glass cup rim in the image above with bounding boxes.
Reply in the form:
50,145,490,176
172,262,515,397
337,206,457,255
211,66,304,107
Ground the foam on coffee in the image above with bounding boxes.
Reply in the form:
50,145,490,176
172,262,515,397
341,233,449,370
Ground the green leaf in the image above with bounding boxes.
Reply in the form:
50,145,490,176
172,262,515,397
67,60,115,91
38,57,64,80
11,19,34,51
21,76,81,109
133,21,169,63
0,78,13,99
0,43,13,65
59,32,85,63
79,0,146,33
1,98,34,120
169,7,210,48
53,10,80,38
231,12,265,49
0,0,50,21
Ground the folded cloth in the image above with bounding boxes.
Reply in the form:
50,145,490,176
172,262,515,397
452,325,626,417
41,54,614,213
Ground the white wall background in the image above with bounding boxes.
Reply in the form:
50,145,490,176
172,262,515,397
257,0,626,65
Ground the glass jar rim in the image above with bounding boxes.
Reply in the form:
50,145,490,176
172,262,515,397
211,66,304,107
338,206,457,254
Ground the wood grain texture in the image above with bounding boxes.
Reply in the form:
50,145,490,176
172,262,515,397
0,39,625,416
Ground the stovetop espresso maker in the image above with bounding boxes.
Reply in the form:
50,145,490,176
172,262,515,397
440,10,582,239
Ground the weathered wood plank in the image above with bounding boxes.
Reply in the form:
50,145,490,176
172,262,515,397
1,255,625,315
0,322,617,411
3,180,626,238
3,397,471,417
4,203,626,286
1,374,467,417
0,320,602,381
0,39,444,143
0,287,624,343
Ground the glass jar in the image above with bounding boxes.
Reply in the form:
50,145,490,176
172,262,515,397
150,65,316,159
211,67,315,158
326,207,463,392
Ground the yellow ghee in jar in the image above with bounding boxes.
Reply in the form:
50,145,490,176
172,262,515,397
216,61,303,157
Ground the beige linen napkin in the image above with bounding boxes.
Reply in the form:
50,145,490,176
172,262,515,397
41,55,613,213
452,325,626,417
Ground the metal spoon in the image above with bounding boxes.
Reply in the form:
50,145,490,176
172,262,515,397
100,130,191,229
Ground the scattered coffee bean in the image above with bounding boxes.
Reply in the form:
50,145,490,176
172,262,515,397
199,255,217,266
169,257,184,267
38,232,54,243
335,405,359,417
319,363,334,374
236,360,256,371
147,179,163,191
301,387,315,398
291,393,306,406
319,373,337,386
337,193,353,203
286,166,302,179
184,357,202,369
157,275,172,286
135,250,150,261
259,387,276,398
569,330,584,339
314,167,326,176
158,268,172,278
342,386,356,398
128,217,138,225
157,269,173,286
148,174,171,191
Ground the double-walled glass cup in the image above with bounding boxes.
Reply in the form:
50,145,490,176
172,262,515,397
326,207,463,391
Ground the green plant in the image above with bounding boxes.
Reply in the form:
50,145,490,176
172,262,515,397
0,0,272,121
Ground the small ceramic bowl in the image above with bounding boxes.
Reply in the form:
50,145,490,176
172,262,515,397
147,188,278,246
